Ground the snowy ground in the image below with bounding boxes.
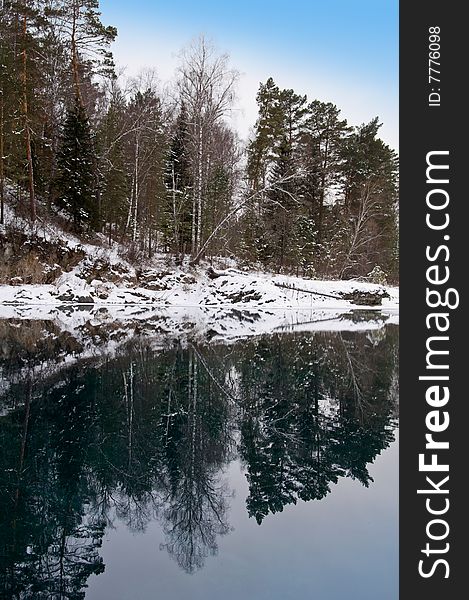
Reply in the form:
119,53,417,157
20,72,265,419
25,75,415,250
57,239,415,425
0,267,399,310
0,241,399,351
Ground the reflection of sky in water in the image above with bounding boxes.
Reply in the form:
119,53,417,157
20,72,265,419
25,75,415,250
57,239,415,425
89,435,398,600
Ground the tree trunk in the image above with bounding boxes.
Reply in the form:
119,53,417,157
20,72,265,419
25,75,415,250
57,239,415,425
0,91,4,225
21,13,36,222
190,352,198,481
317,136,330,245
317,176,325,245
59,526,67,598
128,362,134,467
171,161,180,255
132,138,139,243
191,190,197,255
15,380,32,510
71,0,82,103
195,122,203,254
126,175,133,233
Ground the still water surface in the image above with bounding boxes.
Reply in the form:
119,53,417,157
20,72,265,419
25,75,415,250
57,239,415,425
0,319,398,599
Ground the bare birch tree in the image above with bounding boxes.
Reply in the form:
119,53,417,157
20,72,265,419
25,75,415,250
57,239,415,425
177,36,239,257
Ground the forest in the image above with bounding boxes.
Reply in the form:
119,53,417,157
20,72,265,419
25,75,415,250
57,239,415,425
0,0,399,281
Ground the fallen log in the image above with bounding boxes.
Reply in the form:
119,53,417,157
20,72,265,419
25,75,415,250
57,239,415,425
274,282,389,305
274,282,340,300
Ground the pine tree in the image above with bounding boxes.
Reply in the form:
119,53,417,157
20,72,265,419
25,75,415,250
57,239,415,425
264,136,298,270
341,117,384,210
0,0,46,221
0,2,12,224
300,101,349,247
247,77,283,191
247,80,309,271
56,97,98,231
278,87,308,148
339,118,398,279
54,0,117,101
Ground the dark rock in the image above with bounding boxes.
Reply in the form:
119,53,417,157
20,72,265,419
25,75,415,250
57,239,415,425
340,289,389,306
205,328,220,340
207,266,225,279
9,276,23,286
180,274,197,284
142,280,170,291
224,290,262,303
57,289,94,304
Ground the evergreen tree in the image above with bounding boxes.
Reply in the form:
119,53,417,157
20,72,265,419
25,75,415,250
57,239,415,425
247,77,284,191
264,136,298,270
278,87,308,148
53,0,117,101
56,97,98,231
339,118,398,279
164,103,193,256
341,117,389,210
0,0,46,221
300,101,349,246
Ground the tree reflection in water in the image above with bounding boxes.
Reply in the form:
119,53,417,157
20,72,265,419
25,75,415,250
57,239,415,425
0,325,398,597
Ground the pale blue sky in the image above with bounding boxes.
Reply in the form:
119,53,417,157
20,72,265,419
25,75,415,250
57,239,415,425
100,0,398,149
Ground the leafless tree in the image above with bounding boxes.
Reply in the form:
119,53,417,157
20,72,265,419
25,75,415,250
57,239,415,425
177,36,239,256
339,182,385,279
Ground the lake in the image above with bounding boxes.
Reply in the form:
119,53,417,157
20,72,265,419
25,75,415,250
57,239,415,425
0,313,398,599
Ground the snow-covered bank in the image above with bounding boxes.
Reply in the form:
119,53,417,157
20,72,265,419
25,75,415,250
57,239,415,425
0,266,398,311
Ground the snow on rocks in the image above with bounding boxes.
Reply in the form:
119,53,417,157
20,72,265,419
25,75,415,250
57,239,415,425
0,262,399,311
